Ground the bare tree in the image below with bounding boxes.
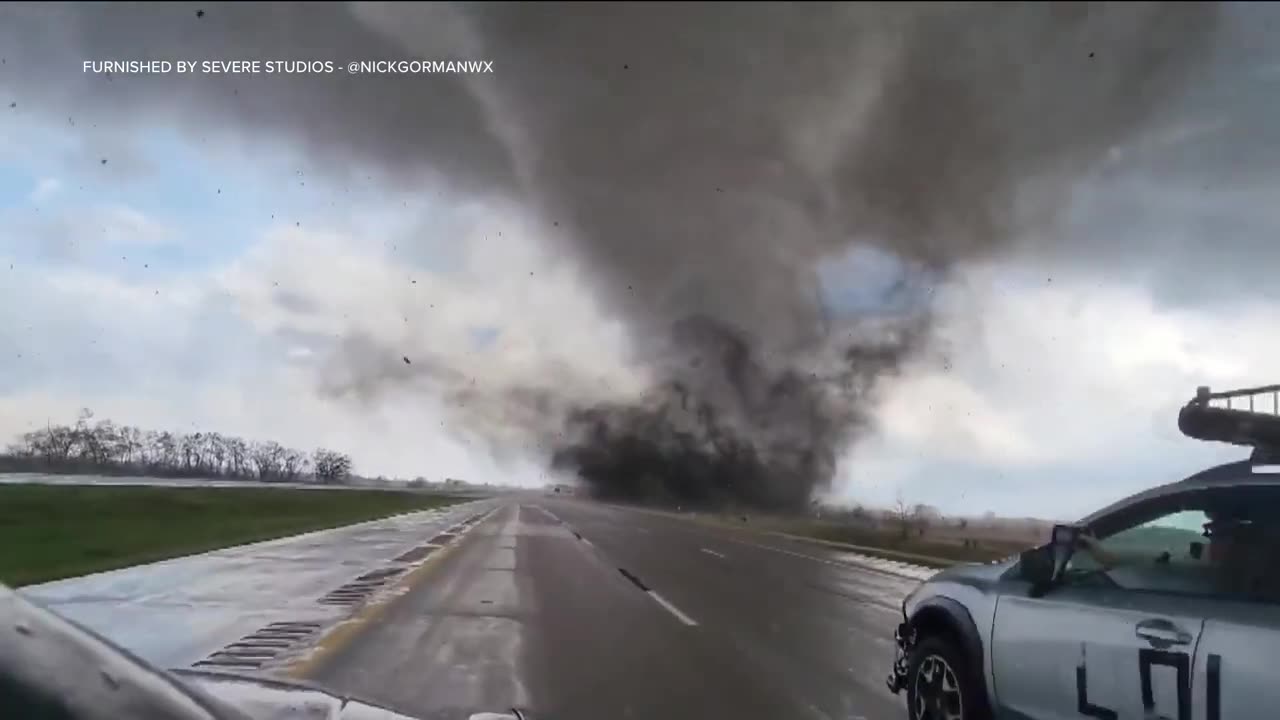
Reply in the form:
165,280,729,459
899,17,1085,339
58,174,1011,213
2,410,357,484
118,425,143,466
156,431,178,472
89,419,122,466
250,441,285,480
314,449,353,484
894,491,912,539
226,437,248,478
202,432,226,476
71,408,95,461
281,448,307,480
24,424,75,463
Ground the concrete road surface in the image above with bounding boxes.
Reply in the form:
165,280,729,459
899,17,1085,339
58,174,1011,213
21,500,496,668
302,499,922,720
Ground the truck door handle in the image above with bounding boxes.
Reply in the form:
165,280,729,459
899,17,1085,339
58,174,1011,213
1134,618,1193,646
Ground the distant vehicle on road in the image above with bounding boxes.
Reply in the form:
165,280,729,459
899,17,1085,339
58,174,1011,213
888,385,1280,720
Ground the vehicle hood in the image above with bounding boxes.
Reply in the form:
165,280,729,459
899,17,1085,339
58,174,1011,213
925,556,1018,586
176,670,530,720
1,583,531,720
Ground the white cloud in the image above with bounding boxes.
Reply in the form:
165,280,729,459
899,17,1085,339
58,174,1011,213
217,203,647,412
0,255,560,486
28,177,61,204
832,265,1278,518
9,203,175,263
874,373,1043,466
0,195,645,486
91,204,173,246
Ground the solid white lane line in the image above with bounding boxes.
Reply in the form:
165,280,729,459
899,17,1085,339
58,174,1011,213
700,548,726,559
648,590,698,626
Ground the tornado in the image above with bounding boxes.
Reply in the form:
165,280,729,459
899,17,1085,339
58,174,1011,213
0,2,1224,508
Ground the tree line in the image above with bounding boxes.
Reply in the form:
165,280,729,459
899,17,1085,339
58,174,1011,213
1,409,354,484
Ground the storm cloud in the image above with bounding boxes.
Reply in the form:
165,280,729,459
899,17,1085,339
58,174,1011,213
0,2,1226,507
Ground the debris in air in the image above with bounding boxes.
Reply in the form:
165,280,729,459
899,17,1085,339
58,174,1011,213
71,3,1216,513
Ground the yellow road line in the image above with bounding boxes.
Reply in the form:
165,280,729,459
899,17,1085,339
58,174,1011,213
282,508,498,680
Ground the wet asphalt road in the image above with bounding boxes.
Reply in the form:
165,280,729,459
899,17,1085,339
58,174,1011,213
306,500,919,720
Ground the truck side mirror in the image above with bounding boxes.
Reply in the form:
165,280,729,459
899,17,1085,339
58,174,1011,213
1022,524,1083,597
1050,524,1082,572
1020,545,1055,587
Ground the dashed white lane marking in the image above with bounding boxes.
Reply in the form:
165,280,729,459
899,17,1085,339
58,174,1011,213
700,548,726,559
648,590,698,626
531,504,562,523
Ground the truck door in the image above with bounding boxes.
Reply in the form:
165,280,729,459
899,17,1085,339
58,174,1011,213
992,584,1206,720
1191,608,1280,720
1189,517,1280,720
992,506,1222,720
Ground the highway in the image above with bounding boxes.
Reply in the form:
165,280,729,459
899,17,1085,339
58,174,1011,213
300,499,921,720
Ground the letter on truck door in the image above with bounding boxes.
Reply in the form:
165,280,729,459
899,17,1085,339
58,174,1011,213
1191,607,1280,720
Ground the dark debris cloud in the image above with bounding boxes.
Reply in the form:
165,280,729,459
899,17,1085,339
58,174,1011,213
0,2,1223,508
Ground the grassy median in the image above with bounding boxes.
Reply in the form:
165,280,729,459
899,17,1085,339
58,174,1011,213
0,484,460,587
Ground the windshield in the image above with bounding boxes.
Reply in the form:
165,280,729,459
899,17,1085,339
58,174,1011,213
0,3,1276,720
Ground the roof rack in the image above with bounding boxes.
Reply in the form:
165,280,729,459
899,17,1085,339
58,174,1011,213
1178,385,1280,463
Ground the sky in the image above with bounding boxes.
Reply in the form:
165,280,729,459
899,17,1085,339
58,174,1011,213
1,3,1278,520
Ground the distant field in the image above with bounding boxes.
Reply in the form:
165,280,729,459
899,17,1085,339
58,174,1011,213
769,519,1029,565
686,512,1031,566
0,484,460,587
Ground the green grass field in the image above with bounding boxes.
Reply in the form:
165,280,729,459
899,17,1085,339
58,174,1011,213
0,484,460,587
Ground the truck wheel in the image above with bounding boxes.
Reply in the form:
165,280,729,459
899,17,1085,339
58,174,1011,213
906,635,988,720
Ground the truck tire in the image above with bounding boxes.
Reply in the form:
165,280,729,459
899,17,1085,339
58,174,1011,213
906,635,990,720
